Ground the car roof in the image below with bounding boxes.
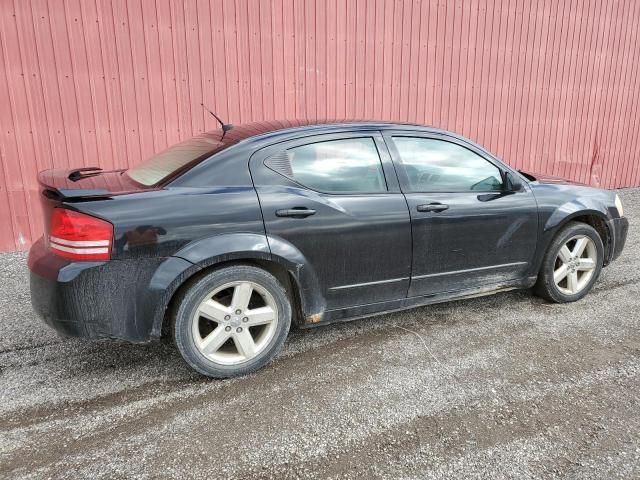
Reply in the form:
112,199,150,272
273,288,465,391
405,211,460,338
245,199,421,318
204,119,438,146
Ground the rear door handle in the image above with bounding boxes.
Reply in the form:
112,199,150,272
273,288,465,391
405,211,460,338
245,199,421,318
416,203,449,213
275,208,317,218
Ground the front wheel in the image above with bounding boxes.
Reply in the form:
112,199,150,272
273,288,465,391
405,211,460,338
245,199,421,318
173,265,291,378
534,221,604,303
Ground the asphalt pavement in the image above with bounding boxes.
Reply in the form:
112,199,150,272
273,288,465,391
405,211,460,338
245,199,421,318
1,189,639,479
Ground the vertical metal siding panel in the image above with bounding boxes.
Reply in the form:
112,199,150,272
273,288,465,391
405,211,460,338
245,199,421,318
538,0,560,176
79,1,115,170
324,0,337,119
619,3,640,187
195,0,214,131
572,1,597,183
441,0,455,130
221,0,240,122
344,0,356,117
565,0,590,183
183,0,204,134
586,0,614,186
169,0,192,138
304,0,316,120
270,0,285,119
581,0,607,184
315,0,327,121
10,1,48,242
503,0,523,167
605,0,634,188
615,0,639,187
0,8,24,250
371,0,383,119
13,0,53,175
508,0,528,169
363,0,375,120
405,0,419,123
449,0,463,134
293,0,306,118
414,0,428,125
259,1,276,120
63,0,98,168
457,0,471,137
597,0,623,188
470,0,486,140
281,0,296,118
247,0,263,121
0,1,38,247
210,0,230,122
388,0,402,121
380,0,394,121
616,0,639,187
630,17,640,187
515,0,537,172
126,1,156,158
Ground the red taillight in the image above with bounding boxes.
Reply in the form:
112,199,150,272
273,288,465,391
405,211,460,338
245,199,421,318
48,208,113,261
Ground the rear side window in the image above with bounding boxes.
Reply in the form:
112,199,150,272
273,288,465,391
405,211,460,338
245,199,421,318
126,135,224,186
283,138,387,193
393,137,504,192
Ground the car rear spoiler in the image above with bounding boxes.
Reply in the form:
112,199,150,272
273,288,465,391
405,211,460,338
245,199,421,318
37,168,124,200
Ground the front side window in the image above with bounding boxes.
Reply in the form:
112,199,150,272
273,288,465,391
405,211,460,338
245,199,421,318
285,138,387,193
393,137,504,192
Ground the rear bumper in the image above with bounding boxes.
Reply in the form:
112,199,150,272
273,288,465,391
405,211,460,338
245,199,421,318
28,237,196,342
609,216,629,262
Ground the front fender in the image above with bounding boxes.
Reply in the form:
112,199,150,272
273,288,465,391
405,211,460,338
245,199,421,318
533,199,613,274
543,199,611,234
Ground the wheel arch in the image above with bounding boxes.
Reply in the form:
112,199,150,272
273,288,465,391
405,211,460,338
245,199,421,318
535,205,613,277
148,233,325,339
545,209,612,263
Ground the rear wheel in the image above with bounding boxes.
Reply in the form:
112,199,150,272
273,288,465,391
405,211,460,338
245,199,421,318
535,222,604,303
173,265,291,378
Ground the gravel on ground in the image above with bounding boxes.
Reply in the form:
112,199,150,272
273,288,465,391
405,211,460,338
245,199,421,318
1,189,639,479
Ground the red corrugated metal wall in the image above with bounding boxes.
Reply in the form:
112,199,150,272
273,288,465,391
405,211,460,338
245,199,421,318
1,0,639,252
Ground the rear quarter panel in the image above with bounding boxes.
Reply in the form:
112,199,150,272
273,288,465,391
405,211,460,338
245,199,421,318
72,186,266,259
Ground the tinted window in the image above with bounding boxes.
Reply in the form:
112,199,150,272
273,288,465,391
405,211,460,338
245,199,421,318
287,138,387,193
126,135,225,186
393,137,503,192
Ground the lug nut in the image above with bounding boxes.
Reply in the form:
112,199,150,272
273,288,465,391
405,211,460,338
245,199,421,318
235,309,242,314
236,327,242,333
224,315,230,320
242,317,248,322
225,326,231,332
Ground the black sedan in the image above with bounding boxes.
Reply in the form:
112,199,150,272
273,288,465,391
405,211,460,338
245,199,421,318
28,120,629,377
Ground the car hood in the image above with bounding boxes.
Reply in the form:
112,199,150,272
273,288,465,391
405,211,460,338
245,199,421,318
518,170,589,186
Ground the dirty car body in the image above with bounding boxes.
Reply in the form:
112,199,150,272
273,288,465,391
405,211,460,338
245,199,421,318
29,120,628,348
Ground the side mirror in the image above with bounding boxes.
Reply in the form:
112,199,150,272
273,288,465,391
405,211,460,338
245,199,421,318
504,172,523,192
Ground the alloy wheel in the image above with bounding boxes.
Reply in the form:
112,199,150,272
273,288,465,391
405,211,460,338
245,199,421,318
191,281,279,365
553,234,598,295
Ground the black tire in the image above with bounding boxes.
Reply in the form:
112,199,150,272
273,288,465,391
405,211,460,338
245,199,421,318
173,265,291,378
534,221,604,303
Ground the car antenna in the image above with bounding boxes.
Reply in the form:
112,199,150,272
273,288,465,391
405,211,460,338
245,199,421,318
201,103,233,138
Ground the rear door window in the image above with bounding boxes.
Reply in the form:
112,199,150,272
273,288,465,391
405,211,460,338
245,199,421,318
281,137,387,193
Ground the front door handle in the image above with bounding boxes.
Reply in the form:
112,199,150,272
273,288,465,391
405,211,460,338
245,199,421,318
417,203,449,213
275,207,317,218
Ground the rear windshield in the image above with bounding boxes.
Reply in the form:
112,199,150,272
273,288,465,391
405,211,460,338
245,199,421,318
125,134,226,186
